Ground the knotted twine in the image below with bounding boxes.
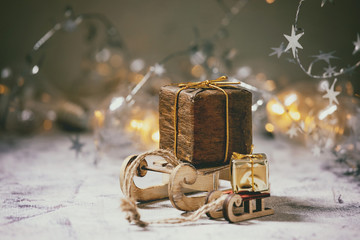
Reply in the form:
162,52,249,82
120,149,227,227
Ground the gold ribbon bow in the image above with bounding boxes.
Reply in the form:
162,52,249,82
173,76,240,163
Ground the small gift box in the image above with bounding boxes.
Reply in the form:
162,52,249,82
159,77,252,167
231,152,269,193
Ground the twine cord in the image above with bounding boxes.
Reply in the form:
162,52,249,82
122,149,180,197
120,149,228,227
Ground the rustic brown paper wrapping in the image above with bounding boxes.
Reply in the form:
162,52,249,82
159,85,252,167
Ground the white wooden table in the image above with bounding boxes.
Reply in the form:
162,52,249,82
1,132,359,239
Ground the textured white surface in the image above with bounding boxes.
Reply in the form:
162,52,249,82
0,132,359,240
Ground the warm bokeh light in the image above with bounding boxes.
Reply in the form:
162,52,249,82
267,101,285,115
266,0,276,4
256,73,266,81
130,119,144,130
289,110,301,121
41,93,51,103
265,80,276,92
151,131,160,143
43,119,53,131
267,92,303,132
126,110,159,147
266,89,346,145
109,54,124,68
265,123,275,132
96,63,111,76
134,73,144,83
0,84,9,94
94,110,105,127
191,65,205,78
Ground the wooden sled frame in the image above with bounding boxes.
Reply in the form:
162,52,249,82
206,190,274,222
119,154,230,211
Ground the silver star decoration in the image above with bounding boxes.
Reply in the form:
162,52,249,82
150,63,166,76
286,124,298,139
69,135,85,158
353,33,360,55
312,51,338,64
311,145,321,157
284,25,304,58
323,78,340,106
321,0,334,7
269,42,286,58
323,65,337,77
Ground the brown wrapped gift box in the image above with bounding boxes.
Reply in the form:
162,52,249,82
159,85,252,167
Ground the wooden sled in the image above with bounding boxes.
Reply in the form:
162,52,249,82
119,154,231,211
206,190,274,222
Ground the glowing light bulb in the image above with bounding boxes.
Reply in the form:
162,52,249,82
109,97,124,111
318,105,337,120
32,65,39,75
151,131,160,142
284,93,298,106
289,111,301,121
271,103,285,115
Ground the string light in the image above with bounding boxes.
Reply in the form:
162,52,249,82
284,93,298,106
318,105,337,120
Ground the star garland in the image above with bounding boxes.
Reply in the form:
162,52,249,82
1,0,357,168
283,25,304,58
269,42,286,58
270,0,360,79
269,0,359,164
322,78,340,106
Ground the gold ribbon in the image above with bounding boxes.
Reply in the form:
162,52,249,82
250,158,254,191
173,76,240,163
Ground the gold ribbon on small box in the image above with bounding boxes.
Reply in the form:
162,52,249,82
173,76,240,163
231,145,262,192
231,153,256,192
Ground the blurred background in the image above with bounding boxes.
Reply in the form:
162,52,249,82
1,0,359,82
0,0,359,166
